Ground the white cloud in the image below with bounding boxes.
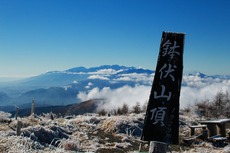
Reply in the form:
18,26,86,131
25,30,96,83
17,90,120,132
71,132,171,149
88,82,93,86
114,73,153,84
89,69,122,75
78,74,230,110
85,82,93,89
64,71,86,75
88,75,109,80
180,80,230,108
77,85,151,110
115,77,132,81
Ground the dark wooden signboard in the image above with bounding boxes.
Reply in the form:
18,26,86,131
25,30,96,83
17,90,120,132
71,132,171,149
141,32,185,144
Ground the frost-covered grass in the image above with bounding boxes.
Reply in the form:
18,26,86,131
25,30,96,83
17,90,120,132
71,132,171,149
0,111,11,123
0,112,229,152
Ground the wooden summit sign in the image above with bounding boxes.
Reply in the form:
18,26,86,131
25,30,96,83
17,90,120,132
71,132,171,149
141,32,185,144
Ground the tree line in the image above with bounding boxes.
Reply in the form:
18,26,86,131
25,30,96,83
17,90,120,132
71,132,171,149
97,101,147,116
98,90,230,119
185,90,230,118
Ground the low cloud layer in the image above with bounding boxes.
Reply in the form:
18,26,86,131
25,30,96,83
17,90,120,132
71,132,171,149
180,82,230,108
77,85,151,110
77,75,230,110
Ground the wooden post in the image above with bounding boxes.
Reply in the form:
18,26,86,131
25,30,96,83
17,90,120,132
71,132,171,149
218,123,226,137
149,141,167,153
207,124,217,137
15,107,19,120
191,127,195,136
31,99,35,116
50,112,54,120
16,121,22,136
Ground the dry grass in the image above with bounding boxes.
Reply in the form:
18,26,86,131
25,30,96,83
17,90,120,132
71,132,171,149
0,112,229,152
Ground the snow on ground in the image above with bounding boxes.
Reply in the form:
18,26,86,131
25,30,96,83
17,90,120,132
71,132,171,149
0,112,229,152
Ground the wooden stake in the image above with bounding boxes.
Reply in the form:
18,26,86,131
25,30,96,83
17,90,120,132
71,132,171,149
31,99,35,116
16,121,22,136
15,107,19,120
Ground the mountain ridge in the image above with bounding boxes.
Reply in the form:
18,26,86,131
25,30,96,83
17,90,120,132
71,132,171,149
10,99,104,117
0,65,229,112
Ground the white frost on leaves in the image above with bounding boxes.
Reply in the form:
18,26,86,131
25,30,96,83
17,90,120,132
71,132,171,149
0,112,229,152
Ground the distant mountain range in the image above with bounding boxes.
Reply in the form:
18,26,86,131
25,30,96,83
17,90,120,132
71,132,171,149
0,65,153,110
0,65,229,112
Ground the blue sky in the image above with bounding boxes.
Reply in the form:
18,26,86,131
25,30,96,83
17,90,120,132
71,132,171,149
0,0,230,78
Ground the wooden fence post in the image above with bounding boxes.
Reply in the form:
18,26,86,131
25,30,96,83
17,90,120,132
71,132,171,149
16,121,22,136
15,107,19,120
31,99,35,116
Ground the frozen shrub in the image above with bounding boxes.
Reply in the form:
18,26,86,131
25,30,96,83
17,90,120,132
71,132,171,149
132,102,141,114
98,108,107,116
117,107,123,115
114,142,132,149
194,90,230,118
121,103,129,115
0,111,12,123
89,117,100,124
60,139,79,151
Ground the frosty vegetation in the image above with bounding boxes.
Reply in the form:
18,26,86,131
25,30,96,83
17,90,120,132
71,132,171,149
0,90,230,152
184,90,230,119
